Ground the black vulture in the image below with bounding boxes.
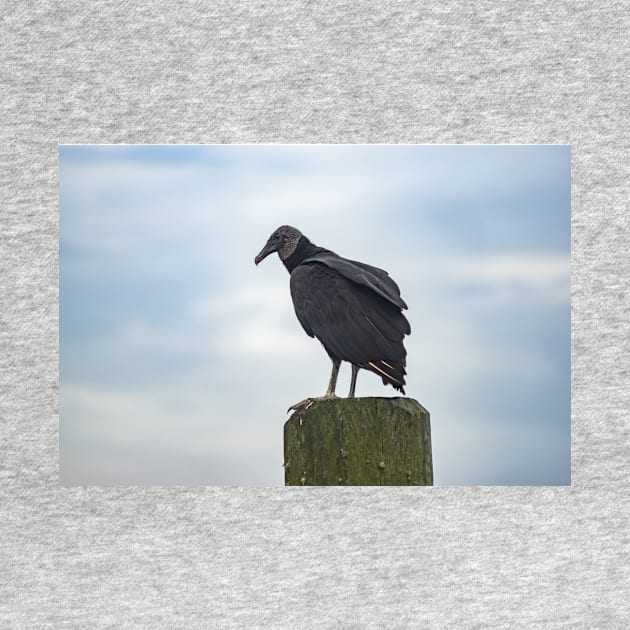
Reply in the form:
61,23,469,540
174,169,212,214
255,225,411,409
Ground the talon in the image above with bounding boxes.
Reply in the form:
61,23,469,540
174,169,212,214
287,394,338,413
287,397,314,413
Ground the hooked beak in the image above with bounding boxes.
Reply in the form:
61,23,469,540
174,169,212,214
254,241,277,266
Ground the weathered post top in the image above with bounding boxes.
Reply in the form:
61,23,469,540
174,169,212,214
284,397,432,486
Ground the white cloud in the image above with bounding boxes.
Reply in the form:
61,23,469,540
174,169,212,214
61,382,286,485
440,254,569,288
389,252,570,309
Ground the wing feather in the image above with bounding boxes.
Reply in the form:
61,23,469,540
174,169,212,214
301,252,408,310
290,263,409,390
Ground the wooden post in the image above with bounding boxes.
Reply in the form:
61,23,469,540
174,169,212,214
284,397,432,486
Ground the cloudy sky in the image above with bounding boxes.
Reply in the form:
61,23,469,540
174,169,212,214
59,144,570,486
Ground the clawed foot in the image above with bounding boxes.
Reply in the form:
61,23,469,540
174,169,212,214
287,394,338,413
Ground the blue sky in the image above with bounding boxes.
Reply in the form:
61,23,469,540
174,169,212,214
59,144,570,486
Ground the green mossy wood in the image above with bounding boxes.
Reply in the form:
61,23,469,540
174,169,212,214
284,397,432,486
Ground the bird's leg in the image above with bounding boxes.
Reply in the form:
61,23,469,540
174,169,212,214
288,358,341,412
325,357,341,397
348,364,359,398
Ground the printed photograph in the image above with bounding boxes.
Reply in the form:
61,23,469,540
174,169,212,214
59,144,570,486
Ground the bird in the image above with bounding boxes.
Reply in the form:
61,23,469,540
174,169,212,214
254,225,410,410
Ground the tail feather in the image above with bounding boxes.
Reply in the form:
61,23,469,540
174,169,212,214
362,360,407,394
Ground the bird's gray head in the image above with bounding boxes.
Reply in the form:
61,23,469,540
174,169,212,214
254,225,303,265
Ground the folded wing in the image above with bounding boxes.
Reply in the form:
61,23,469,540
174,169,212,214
290,261,410,391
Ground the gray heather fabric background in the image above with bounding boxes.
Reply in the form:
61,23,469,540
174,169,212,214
1,2,628,628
